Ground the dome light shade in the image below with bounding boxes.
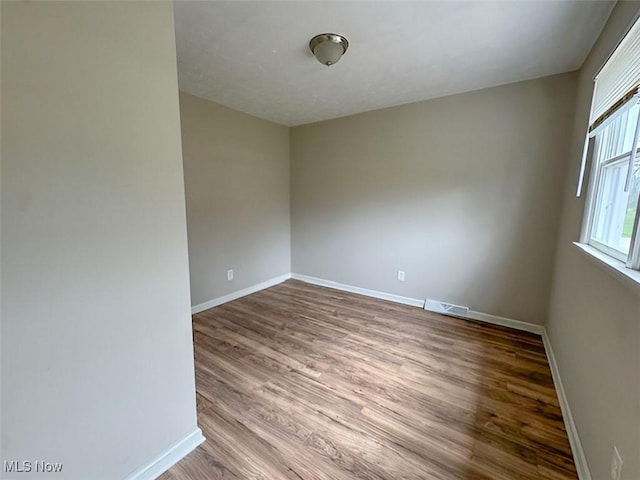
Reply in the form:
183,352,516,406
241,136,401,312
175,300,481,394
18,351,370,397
309,33,348,66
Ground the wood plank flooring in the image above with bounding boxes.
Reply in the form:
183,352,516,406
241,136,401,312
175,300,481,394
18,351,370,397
160,280,577,480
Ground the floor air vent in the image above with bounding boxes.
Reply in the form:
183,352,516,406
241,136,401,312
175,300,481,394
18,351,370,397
424,299,469,317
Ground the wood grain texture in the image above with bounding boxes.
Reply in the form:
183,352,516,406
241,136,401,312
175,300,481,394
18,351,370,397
160,280,577,480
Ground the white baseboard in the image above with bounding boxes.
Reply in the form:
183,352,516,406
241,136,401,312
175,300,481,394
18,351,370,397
192,273,291,314
290,273,425,308
466,310,544,334
126,428,205,480
542,329,592,480
290,273,544,334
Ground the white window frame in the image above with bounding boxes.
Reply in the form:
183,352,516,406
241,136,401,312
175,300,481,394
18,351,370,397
581,133,640,266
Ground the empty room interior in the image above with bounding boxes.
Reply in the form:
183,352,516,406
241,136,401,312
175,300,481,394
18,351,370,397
2,1,640,479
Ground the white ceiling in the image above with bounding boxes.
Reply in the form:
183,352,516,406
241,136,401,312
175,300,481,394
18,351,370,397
174,1,614,126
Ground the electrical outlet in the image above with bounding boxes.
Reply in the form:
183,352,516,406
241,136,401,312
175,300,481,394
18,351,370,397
227,269,234,281
397,270,405,281
611,446,623,480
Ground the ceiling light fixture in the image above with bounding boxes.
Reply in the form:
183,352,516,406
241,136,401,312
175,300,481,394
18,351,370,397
309,33,349,66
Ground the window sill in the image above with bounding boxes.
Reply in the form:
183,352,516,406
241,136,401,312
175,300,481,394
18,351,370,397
572,242,640,293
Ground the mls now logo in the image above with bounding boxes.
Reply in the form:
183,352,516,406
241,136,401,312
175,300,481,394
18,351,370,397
4,460,63,473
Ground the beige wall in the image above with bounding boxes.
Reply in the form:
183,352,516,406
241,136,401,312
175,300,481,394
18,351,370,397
1,2,199,478
179,92,290,307
291,73,577,324
547,2,640,479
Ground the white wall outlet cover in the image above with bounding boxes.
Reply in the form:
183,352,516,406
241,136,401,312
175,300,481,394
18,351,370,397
611,445,623,480
397,271,405,281
227,269,234,281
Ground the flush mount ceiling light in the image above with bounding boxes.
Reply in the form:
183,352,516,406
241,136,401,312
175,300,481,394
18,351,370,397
309,33,349,66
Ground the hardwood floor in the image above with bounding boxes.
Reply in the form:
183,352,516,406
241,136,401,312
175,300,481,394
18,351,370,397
160,280,577,480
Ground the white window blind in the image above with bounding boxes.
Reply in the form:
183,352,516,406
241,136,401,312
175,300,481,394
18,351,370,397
591,17,640,124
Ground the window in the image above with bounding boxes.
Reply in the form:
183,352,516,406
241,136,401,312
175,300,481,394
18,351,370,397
584,103,639,262
579,16,640,271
